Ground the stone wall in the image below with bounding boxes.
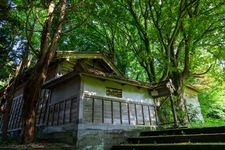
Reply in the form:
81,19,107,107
76,124,156,150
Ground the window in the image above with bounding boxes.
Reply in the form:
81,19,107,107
106,87,122,98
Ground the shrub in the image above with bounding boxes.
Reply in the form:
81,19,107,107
206,104,225,119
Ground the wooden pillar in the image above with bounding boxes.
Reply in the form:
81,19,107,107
170,94,178,128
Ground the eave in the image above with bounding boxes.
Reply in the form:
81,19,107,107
55,51,123,77
43,70,174,98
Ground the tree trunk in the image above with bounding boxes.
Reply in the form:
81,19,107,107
21,74,45,143
171,72,188,125
21,0,67,144
1,88,14,142
21,50,55,144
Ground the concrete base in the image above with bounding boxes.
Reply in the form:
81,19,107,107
75,123,156,150
38,123,156,149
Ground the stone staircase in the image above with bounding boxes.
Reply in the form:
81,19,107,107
111,126,225,150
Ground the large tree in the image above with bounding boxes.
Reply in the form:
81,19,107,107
1,1,225,141
20,0,67,143
116,0,225,124
56,0,225,125
1,0,96,143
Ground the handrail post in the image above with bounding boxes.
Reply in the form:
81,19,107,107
170,94,178,128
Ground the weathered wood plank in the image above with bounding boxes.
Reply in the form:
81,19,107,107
71,98,77,123
94,99,103,123
129,103,136,125
136,104,144,125
64,100,71,124
143,105,150,125
150,106,156,125
83,98,93,123
113,101,120,125
103,100,112,124
121,103,129,125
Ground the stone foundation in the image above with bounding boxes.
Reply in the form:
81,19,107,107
75,124,156,150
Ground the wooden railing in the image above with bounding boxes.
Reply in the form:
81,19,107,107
0,94,78,132
1,93,157,132
8,95,23,130
46,97,78,126
36,90,51,125
83,95,158,126
0,95,23,131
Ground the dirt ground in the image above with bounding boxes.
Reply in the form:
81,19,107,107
0,142,75,150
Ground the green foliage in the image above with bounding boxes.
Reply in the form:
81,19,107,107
207,105,225,119
0,0,225,130
157,98,174,127
198,80,225,126
0,1,27,87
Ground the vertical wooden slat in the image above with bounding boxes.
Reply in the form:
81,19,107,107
12,98,17,129
12,99,18,129
92,98,95,123
148,105,152,125
119,102,122,124
121,102,129,125
9,98,15,129
39,90,47,124
69,99,73,123
36,96,41,124
127,103,130,124
13,98,19,128
39,99,44,125
141,104,145,125
134,104,137,125
94,99,102,123
111,100,113,124
16,97,22,128
51,104,55,126
38,98,43,124
11,100,17,129
16,99,21,128
58,102,63,125
37,99,41,124
103,100,111,124
129,103,136,125
143,105,150,125
83,97,93,123
46,105,51,126
102,99,104,123
57,103,60,125
43,90,51,124
136,104,144,125
19,98,24,128
39,92,48,125
154,105,158,125
71,97,77,123
112,102,120,124
63,100,66,124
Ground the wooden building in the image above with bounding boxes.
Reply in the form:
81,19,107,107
0,51,174,149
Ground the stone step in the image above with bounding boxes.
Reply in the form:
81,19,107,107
111,143,225,150
140,126,225,136
128,133,225,144
37,131,74,144
111,126,225,149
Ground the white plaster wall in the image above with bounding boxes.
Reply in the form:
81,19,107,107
184,93,204,122
81,75,154,105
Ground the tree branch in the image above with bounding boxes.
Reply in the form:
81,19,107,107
192,64,213,77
